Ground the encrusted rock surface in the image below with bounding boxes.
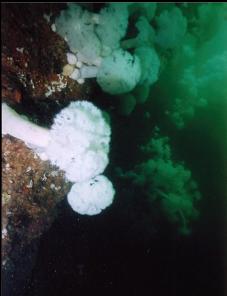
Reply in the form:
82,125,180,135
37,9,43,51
2,135,72,295
1,3,92,106
1,3,96,295
2,135,71,266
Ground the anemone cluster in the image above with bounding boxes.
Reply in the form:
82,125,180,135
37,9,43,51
2,3,226,234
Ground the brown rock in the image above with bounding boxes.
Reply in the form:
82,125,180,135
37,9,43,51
1,3,92,107
2,135,71,267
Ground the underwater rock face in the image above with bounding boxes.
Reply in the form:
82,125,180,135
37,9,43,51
2,135,71,295
1,3,92,106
